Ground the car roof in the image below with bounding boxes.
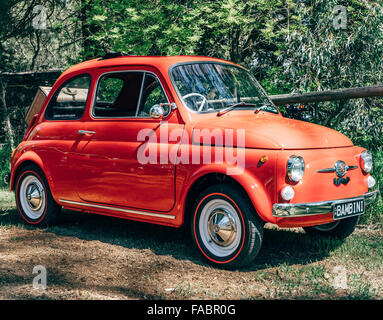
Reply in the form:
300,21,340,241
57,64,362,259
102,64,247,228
60,55,241,78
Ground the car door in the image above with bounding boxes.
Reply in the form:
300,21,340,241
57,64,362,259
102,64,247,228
75,67,181,212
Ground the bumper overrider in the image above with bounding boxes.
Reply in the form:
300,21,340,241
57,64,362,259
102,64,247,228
272,190,379,218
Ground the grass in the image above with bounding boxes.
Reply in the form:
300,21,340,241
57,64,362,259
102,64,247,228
0,188,15,209
0,188,382,300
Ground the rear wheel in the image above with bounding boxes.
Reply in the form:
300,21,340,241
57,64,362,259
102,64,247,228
15,165,60,227
303,216,360,239
191,184,263,269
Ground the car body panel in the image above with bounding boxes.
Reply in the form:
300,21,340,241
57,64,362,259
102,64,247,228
191,111,353,149
10,55,376,229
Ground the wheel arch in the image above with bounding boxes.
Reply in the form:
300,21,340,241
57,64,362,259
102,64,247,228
11,152,50,192
181,168,275,227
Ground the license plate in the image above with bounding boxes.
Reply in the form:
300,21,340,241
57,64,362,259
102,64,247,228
333,198,365,220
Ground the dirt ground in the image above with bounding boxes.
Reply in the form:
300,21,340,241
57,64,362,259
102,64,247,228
0,190,382,300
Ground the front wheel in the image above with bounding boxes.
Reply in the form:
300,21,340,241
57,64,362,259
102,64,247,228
191,184,264,269
303,215,360,239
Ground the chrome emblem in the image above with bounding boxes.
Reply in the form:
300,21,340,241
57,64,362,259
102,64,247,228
317,161,358,176
334,160,347,177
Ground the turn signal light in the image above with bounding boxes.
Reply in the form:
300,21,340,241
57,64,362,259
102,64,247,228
281,186,295,201
367,176,376,189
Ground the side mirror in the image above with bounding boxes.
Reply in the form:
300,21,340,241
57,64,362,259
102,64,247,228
149,103,177,119
149,104,165,119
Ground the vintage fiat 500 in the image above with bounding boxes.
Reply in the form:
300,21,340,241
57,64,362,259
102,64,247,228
8,53,379,268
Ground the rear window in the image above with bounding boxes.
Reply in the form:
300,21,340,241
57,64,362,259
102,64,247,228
45,74,91,120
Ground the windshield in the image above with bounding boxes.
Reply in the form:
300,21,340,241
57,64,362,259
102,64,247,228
171,63,278,114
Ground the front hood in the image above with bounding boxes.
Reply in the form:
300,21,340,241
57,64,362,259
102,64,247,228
191,112,353,149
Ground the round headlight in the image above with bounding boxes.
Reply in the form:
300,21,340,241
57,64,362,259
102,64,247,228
287,156,305,182
360,150,373,173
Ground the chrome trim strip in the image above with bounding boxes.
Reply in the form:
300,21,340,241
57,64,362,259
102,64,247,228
135,72,146,117
78,130,96,135
59,199,176,220
317,168,336,173
272,190,379,218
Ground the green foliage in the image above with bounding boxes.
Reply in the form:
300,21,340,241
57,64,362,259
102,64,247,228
362,150,383,224
97,77,124,103
82,0,199,58
0,142,11,188
80,0,291,61
372,151,383,196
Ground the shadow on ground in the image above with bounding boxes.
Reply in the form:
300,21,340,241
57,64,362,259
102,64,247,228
0,207,344,272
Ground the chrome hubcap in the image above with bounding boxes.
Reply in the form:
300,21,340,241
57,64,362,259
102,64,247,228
199,198,242,257
19,175,46,220
26,182,43,211
207,209,237,247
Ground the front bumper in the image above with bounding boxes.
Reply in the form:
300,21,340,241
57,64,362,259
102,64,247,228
272,190,379,218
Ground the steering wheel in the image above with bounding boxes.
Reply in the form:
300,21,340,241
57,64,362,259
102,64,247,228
182,93,208,112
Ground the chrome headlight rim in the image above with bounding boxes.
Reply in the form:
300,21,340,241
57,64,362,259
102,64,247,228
287,155,305,182
360,150,373,173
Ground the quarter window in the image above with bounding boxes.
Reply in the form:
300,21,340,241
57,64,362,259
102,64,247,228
137,73,168,117
45,74,91,120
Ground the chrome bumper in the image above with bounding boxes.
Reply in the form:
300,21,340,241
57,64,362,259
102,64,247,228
272,190,379,218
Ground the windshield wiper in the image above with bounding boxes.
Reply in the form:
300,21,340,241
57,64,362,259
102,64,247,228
254,104,279,114
216,102,257,117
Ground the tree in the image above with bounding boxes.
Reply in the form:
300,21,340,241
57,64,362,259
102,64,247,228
0,0,83,72
266,0,383,149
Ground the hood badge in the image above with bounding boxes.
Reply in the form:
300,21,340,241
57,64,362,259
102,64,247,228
317,161,358,185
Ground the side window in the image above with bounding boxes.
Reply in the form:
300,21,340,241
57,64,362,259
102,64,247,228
45,74,91,120
93,72,144,118
93,71,168,118
137,74,168,117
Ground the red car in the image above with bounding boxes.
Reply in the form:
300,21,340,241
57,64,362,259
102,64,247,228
8,53,379,268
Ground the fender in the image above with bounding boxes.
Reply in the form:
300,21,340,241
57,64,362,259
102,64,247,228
179,164,276,225
10,151,56,198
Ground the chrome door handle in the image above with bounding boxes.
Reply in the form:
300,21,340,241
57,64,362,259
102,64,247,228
78,130,96,135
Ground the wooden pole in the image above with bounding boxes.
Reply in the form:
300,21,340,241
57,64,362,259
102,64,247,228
270,85,383,105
